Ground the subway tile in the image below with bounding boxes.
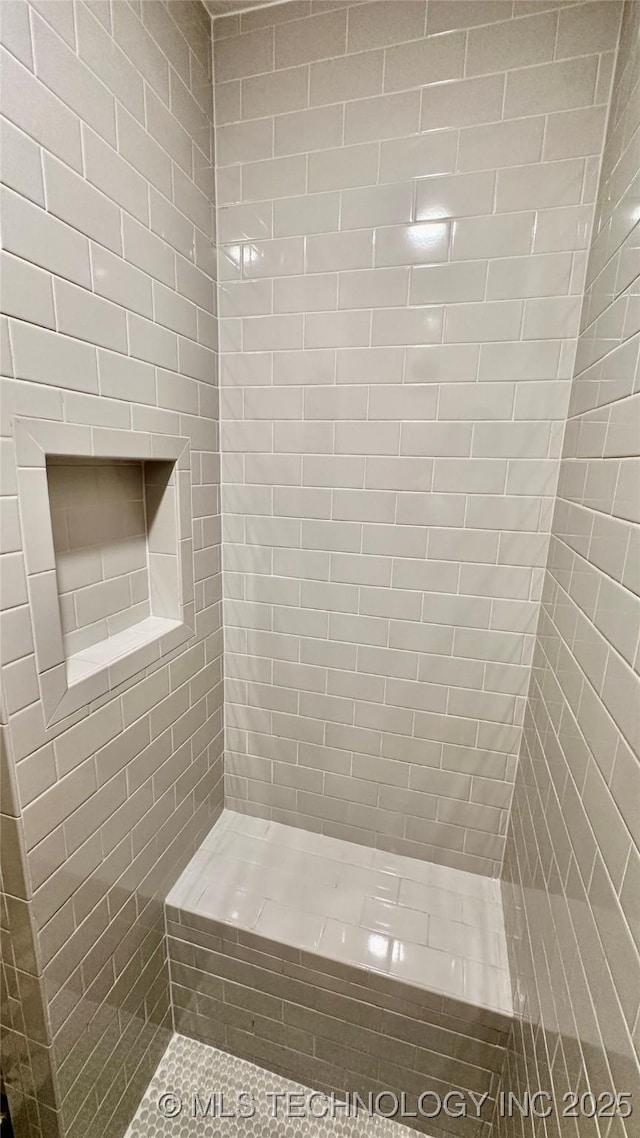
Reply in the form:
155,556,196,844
420,73,504,130
557,1,622,58
0,45,82,171
338,267,408,309
29,0,75,47
0,117,45,206
242,236,304,278
275,104,343,157
216,116,273,167
116,106,172,197
375,222,450,267
173,165,213,235
345,90,420,145
305,384,366,421
416,171,495,224
0,0,33,69
384,30,465,93
305,310,371,349
146,86,193,173
112,0,169,102
220,279,272,318
309,48,384,106
11,322,98,394
171,68,212,156
122,214,175,287
369,384,438,421
242,65,309,120
379,130,457,182
452,212,535,261
341,183,414,230
218,202,273,244
43,152,122,254
243,314,303,352
401,421,472,457
214,27,274,83
308,143,379,193
275,9,347,68
522,295,582,340
240,1,310,34
444,300,523,343
274,348,335,386
337,346,404,385
1,3,223,1120
76,2,144,122
372,306,443,346
55,278,127,352
306,230,374,273
457,115,545,171
348,1,426,51
92,244,153,317
32,11,116,146
543,105,608,162
273,193,340,238
128,311,178,368
410,261,487,305
334,421,400,457
438,383,514,421
405,343,479,383
2,4,631,1112
242,154,307,201
466,9,558,76
0,253,55,329
364,456,431,492
487,252,573,301
428,0,509,34
477,339,562,381
496,158,585,211
473,421,552,459
504,56,599,118
303,455,365,488
154,280,198,338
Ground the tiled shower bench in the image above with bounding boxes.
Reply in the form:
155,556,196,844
165,811,513,1138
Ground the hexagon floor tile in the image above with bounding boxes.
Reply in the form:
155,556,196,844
125,1033,424,1137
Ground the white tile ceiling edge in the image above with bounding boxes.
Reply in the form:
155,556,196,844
203,0,289,19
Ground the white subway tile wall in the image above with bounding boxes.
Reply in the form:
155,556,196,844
1,3,636,1135
47,459,151,654
498,4,639,1133
0,3,221,1137
214,0,622,875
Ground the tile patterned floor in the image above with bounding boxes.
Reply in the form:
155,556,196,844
167,810,512,1015
125,1033,423,1136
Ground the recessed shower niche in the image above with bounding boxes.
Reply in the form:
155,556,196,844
14,421,195,724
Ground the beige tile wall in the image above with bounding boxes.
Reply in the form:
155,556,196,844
47,459,151,655
213,0,623,875
0,2,222,1136
1,736,59,1138
498,3,639,1134
0,3,635,1134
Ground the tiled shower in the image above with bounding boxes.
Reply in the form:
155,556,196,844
0,1,637,1137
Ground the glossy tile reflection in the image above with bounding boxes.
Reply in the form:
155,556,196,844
167,809,512,1014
